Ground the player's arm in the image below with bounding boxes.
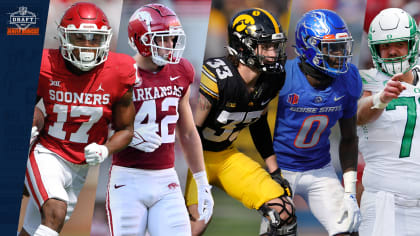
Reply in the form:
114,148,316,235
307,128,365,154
106,88,135,155
194,93,212,128
338,114,359,194
248,109,277,172
337,115,361,230
177,87,206,173
357,73,406,125
249,109,292,196
338,115,358,174
30,97,45,145
177,87,214,223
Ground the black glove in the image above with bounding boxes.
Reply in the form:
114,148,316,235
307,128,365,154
270,168,293,197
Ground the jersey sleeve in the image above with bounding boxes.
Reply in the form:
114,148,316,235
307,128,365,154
199,60,220,105
116,53,136,101
343,64,363,118
180,58,195,84
359,68,384,93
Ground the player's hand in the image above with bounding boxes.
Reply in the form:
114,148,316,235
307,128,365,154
337,192,361,233
270,168,293,197
197,184,214,224
193,171,214,224
129,124,162,152
381,73,406,103
30,126,39,146
84,142,109,166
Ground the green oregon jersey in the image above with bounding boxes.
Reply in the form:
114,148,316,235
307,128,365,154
199,57,285,151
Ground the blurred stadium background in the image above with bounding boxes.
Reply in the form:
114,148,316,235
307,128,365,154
17,0,420,235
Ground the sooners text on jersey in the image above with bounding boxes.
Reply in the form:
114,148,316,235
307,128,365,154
37,49,136,164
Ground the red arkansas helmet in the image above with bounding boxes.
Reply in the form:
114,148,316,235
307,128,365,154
127,4,186,66
58,2,112,71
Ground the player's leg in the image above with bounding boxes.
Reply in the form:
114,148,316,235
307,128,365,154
106,165,148,236
294,163,350,236
185,150,217,236
24,146,70,235
216,149,296,235
24,144,89,235
394,198,420,236
148,169,191,236
20,197,41,236
358,191,376,236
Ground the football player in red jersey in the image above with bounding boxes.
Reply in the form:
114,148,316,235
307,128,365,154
19,3,136,236
106,4,214,236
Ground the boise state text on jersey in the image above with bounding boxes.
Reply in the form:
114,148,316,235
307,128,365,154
199,57,284,151
273,57,362,171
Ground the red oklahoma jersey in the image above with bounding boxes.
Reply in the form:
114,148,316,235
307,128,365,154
37,49,136,164
113,58,194,170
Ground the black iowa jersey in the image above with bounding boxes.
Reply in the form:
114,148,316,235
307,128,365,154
199,57,285,151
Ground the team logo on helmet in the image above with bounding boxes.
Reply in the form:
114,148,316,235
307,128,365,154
136,11,152,27
232,14,255,34
305,12,330,37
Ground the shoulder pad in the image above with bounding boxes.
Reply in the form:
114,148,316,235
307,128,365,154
359,68,379,85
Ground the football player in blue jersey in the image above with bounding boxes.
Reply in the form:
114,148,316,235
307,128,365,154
272,9,362,235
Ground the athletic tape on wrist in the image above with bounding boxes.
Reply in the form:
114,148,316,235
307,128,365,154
371,92,388,109
343,170,357,194
193,170,209,186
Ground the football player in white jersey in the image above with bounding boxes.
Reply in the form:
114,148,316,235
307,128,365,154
357,8,420,236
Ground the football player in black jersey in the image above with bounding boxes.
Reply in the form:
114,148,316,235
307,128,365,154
185,8,297,236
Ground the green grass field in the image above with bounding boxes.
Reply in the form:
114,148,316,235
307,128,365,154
204,187,261,236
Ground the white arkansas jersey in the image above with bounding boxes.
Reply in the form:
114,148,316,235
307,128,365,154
358,67,420,198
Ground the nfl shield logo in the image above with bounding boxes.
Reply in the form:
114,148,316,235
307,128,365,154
287,93,299,105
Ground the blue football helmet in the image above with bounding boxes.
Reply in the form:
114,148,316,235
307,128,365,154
295,9,353,75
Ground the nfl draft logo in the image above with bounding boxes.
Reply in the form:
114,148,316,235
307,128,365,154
287,93,299,105
7,6,39,35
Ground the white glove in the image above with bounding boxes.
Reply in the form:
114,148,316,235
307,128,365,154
129,124,162,152
337,192,361,233
193,171,214,224
84,142,109,166
30,126,39,145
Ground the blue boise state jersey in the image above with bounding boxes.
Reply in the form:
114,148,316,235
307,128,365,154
273,58,361,171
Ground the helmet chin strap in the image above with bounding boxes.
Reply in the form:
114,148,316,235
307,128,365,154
152,55,168,66
299,60,335,89
382,59,410,75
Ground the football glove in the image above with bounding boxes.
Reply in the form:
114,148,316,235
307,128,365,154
270,168,293,197
84,143,109,166
193,171,214,224
30,126,39,146
337,192,361,233
129,124,162,152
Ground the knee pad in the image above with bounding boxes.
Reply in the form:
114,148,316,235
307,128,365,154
258,196,297,236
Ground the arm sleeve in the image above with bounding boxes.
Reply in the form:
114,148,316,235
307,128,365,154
249,113,275,159
199,64,219,106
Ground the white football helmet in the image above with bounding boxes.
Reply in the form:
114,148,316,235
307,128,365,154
368,8,419,76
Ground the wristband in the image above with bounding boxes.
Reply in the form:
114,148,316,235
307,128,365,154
193,170,209,186
343,170,357,194
371,92,388,109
